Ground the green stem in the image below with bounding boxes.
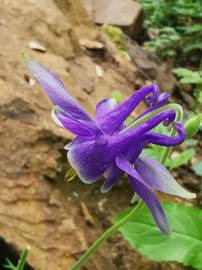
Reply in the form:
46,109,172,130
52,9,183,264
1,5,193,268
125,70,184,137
159,104,183,164
17,247,30,270
71,200,144,270
70,103,183,270
125,103,183,131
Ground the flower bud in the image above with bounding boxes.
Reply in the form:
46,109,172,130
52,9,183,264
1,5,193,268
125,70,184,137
185,114,202,137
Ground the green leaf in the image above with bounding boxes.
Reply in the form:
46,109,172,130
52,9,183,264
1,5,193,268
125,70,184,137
16,247,30,270
192,160,202,176
165,148,195,170
184,42,202,53
180,24,202,35
3,247,30,270
141,148,160,160
3,259,16,270
172,68,202,84
115,202,202,269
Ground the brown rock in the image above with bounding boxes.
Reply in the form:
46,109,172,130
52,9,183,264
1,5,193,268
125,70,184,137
126,38,177,91
81,0,144,36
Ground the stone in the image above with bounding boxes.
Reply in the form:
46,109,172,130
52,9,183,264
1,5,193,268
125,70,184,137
81,0,143,36
125,38,177,92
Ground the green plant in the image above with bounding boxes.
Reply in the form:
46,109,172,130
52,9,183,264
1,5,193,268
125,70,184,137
138,0,202,28
102,25,131,61
179,24,202,53
115,202,202,270
138,0,202,63
192,160,202,177
173,67,202,112
144,27,181,58
4,247,30,270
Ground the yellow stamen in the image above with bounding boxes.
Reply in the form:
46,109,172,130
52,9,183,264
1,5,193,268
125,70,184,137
65,168,76,182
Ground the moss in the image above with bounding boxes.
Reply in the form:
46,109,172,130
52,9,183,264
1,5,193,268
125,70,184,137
102,25,131,61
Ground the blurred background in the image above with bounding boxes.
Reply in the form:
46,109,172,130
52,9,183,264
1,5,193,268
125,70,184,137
0,0,202,269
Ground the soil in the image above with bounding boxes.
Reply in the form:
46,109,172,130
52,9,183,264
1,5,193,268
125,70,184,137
0,0,200,270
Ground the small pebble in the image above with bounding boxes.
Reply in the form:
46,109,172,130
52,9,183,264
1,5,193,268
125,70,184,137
28,40,47,52
95,65,104,78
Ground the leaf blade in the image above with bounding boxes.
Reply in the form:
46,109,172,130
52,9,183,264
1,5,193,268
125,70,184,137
115,202,202,269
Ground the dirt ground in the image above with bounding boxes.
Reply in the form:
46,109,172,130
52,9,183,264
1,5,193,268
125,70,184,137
0,0,200,269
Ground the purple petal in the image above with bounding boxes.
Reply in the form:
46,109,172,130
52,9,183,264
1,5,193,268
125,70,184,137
68,135,112,183
95,98,117,121
116,155,150,189
151,92,169,106
136,157,196,199
101,137,148,192
24,54,101,135
68,132,144,184
99,84,160,135
101,164,123,192
96,111,176,183
111,110,176,148
144,122,186,146
55,106,97,137
64,137,87,150
102,123,185,191
116,155,170,234
135,92,170,122
128,175,170,234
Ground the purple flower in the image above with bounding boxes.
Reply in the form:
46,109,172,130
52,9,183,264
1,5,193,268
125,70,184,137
25,55,196,234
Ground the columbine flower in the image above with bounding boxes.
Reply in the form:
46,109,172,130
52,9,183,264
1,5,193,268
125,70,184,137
24,55,196,234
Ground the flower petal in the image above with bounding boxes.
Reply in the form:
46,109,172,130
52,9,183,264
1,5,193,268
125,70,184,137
95,98,117,121
67,135,113,183
111,110,176,148
55,106,97,137
128,175,170,234
101,164,123,192
116,155,170,233
101,137,147,192
99,84,160,135
144,122,186,147
116,155,150,188
102,123,185,192
68,132,143,184
24,54,101,135
136,157,196,199
135,92,170,122
64,137,87,150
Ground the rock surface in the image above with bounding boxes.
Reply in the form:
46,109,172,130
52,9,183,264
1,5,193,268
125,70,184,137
126,38,177,92
81,0,143,36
